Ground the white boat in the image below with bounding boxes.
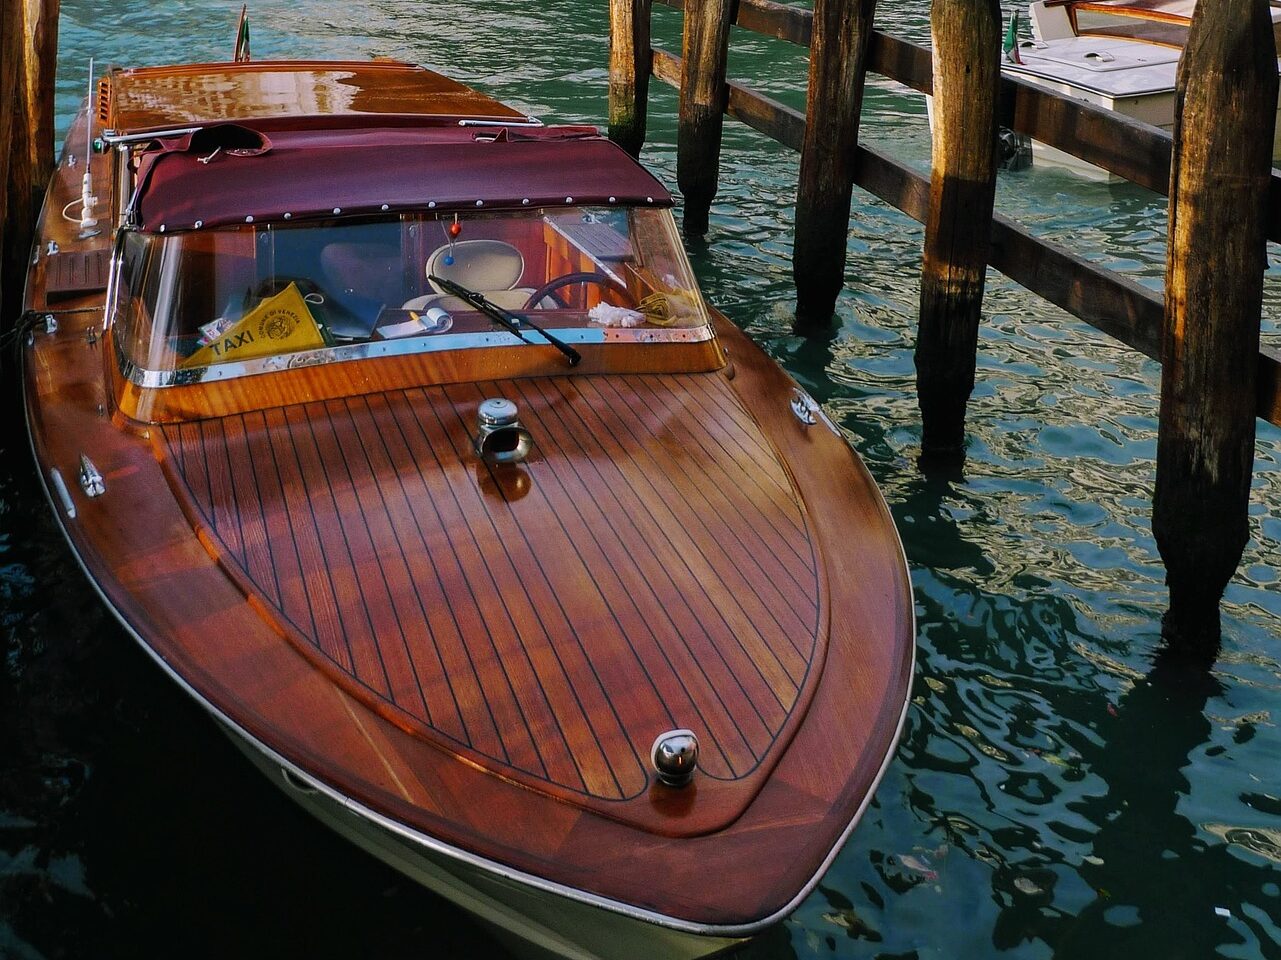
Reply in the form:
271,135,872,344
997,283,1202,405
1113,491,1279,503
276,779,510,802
1008,0,1281,178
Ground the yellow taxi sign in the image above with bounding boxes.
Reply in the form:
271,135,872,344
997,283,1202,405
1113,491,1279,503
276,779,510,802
182,281,326,368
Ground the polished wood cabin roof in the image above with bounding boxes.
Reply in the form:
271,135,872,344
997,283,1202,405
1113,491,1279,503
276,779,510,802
100,60,527,134
158,373,822,828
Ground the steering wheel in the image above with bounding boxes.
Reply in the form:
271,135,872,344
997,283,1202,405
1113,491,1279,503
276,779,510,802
521,271,633,310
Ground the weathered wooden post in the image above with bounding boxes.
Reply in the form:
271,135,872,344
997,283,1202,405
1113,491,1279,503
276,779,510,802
1153,0,1276,658
23,0,60,190
913,0,1001,460
1,0,60,329
792,0,877,328
609,0,652,157
677,0,736,237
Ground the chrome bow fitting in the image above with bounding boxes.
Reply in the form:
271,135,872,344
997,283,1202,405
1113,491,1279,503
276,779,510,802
78,454,106,497
475,398,533,464
650,729,700,788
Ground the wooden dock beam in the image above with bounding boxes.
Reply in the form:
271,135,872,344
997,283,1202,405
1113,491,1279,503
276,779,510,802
914,0,1001,461
792,0,877,328
677,0,736,237
1,0,60,328
609,0,652,157
1153,0,1277,657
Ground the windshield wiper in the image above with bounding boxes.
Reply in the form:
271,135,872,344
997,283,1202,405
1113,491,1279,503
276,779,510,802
428,274,581,367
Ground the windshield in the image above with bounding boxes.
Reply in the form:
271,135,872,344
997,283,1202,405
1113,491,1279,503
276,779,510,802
113,206,710,380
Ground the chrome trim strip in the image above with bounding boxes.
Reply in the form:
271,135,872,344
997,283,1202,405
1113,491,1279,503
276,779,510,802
101,126,202,144
24,352,915,941
102,228,129,332
101,116,544,145
49,469,76,519
114,323,716,388
457,118,543,128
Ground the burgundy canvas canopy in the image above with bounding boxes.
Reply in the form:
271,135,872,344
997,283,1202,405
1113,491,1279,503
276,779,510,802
134,125,674,232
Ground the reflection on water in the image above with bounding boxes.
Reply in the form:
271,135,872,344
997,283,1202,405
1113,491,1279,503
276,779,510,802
2,0,1278,957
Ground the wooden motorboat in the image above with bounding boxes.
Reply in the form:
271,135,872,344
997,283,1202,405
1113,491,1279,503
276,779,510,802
1002,0,1281,178
22,55,914,960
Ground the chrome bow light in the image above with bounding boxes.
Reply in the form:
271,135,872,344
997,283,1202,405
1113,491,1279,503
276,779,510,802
475,398,533,464
650,729,700,788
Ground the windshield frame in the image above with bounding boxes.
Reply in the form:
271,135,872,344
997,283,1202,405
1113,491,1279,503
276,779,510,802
107,206,715,388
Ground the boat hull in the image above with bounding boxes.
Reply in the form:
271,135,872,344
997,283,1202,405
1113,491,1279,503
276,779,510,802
222,722,747,960
1014,2,1281,178
26,444,775,959
33,430,907,958
1017,79,1281,181
24,292,913,938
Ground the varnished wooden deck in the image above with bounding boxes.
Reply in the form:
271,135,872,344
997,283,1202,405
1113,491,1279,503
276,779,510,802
159,373,823,814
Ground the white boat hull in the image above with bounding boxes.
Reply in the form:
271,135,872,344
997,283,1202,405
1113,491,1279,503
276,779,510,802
221,722,748,960
1016,71,1281,181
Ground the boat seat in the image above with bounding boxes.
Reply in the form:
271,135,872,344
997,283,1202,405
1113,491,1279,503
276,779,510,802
320,242,403,305
404,238,543,313
319,242,406,338
426,238,525,291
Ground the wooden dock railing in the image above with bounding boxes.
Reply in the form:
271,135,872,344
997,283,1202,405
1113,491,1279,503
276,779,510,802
610,0,1280,658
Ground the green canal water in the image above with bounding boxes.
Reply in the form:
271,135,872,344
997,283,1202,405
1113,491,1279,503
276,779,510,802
1,0,1279,957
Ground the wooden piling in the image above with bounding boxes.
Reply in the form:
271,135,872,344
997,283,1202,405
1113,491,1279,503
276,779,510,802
1153,0,1277,657
913,0,1001,460
0,0,29,328
677,0,736,237
1,0,60,328
792,0,877,327
609,0,652,157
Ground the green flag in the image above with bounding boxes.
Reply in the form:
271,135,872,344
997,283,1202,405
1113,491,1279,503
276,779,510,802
234,5,251,62
1004,10,1022,64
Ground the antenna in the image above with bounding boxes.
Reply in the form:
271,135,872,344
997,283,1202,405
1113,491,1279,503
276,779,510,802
78,58,100,239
